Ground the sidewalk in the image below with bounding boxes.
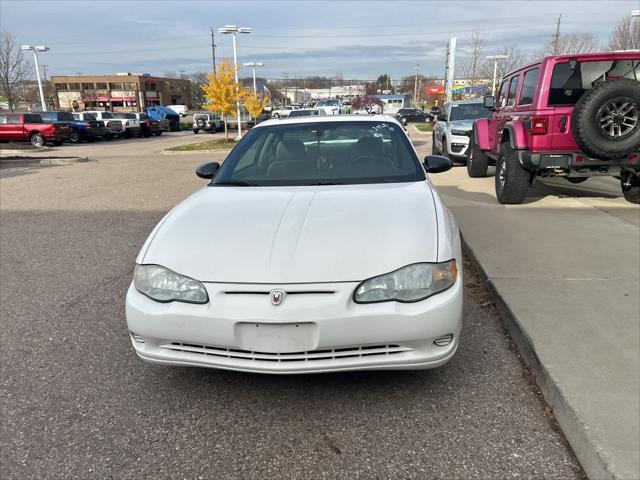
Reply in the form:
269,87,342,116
428,165,639,479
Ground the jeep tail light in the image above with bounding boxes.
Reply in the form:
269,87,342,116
531,116,548,135
106,122,112,128
125,121,130,127
575,155,584,163
630,154,638,164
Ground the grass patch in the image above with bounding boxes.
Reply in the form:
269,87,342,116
415,123,433,133
167,139,236,152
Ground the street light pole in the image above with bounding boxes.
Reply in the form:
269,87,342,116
486,54,509,97
22,45,49,111
243,62,264,94
218,25,251,140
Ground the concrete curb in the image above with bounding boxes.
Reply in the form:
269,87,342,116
0,147,51,155
408,124,433,137
461,236,612,480
0,156,91,166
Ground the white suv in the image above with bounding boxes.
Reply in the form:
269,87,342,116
432,100,488,161
193,113,224,134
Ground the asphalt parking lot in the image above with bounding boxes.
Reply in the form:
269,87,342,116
1,132,585,479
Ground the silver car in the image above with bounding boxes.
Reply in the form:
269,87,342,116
432,100,489,161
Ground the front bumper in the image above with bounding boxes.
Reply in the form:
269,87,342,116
125,276,463,374
447,134,471,158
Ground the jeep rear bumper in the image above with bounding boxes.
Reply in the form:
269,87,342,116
517,151,639,177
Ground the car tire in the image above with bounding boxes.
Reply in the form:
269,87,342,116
401,117,408,125
467,133,490,178
69,132,81,143
566,177,588,184
621,170,640,204
431,133,440,155
495,142,530,204
30,133,44,147
571,79,640,160
154,131,163,136
193,129,199,134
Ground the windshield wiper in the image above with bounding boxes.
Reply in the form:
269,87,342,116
214,180,258,187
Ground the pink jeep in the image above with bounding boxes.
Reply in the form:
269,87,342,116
468,52,640,204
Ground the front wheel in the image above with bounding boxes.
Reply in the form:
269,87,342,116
495,143,530,204
401,117,408,125
272,113,281,119
30,133,45,147
193,129,199,134
621,171,640,204
467,137,489,178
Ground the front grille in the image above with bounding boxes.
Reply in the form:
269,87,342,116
161,342,412,363
451,144,466,153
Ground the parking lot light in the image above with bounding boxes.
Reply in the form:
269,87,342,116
243,62,264,94
632,9,640,17
486,54,509,97
21,45,49,111
218,25,252,140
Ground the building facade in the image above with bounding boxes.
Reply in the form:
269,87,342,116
51,73,193,112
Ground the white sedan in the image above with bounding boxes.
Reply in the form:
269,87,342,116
126,115,463,374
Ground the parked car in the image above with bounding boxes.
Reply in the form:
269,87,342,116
0,113,72,146
287,109,323,118
397,108,434,125
246,112,272,128
126,115,462,374
37,111,78,144
468,52,640,204
71,112,109,142
315,99,342,115
82,111,124,140
146,106,181,131
192,113,224,134
431,101,489,161
113,112,142,138
166,104,188,117
131,112,162,137
270,106,299,118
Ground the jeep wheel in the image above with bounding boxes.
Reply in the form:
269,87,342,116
193,129,199,134
30,133,44,147
467,135,489,178
621,170,640,204
495,143,530,204
572,79,640,159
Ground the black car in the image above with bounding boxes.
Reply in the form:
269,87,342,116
396,108,433,125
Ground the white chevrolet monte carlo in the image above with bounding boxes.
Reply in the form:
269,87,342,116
126,115,463,374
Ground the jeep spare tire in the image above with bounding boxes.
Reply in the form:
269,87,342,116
571,79,640,160
196,118,206,128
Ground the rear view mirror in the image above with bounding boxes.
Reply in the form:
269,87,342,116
483,96,495,110
424,155,452,174
196,161,220,179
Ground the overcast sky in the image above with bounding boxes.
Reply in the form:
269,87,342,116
2,0,638,81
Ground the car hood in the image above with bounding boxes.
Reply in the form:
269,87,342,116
448,120,474,130
141,182,439,283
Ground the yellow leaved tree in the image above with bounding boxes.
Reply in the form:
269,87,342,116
201,59,246,141
244,92,270,120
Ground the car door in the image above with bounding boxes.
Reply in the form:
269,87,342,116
1,114,23,141
488,77,513,154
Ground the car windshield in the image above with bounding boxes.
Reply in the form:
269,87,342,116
549,59,640,106
289,110,318,117
212,121,425,186
449,103,488,121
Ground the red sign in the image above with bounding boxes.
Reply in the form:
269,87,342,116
425,86,444,94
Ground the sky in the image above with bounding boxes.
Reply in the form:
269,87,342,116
2,0,638,81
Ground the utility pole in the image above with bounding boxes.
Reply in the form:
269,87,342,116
444,37,457,103
552,15,562,55
283,72,289,106
210,28,217,74
413,63,420,107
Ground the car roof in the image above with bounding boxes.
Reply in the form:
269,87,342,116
504,51,640,78
256,114,402,128
447,99,483,105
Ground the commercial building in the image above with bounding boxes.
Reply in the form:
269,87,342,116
50,73,193,112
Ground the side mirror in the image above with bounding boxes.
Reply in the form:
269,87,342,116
424,155,452,174
196,161,220,179
483,96,496,110
437,114,447,122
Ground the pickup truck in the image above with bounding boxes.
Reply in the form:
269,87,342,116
82,111,124,140
0,112,72,146
71,112,109,142
41,111,104,143
113,112,142,138
132,112,162,137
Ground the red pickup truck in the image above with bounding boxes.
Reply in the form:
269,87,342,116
0,113,72,147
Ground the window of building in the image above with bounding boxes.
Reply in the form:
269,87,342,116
109,82,123,90
144,83,156,91
68,83,80,90
518,68,539,105
95,82,108,89
55,83,68,91
507,76,520,107
82,83,95,89
123,82,137,90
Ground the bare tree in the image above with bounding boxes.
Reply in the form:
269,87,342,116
537,32,599,57
460,28,485,89
608,16,640,51
0,31,32,111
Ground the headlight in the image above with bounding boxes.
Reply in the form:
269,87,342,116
133,264,209,304
353,261,457,303
450,129,470,137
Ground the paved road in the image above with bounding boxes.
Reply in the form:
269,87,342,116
1,132,584,479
